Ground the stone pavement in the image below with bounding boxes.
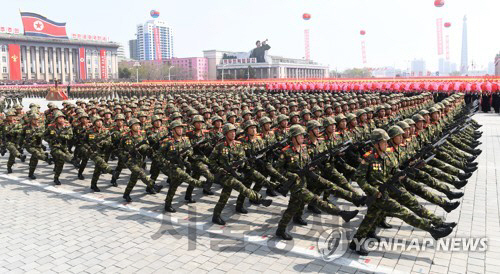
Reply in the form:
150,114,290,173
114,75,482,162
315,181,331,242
0,98,498,273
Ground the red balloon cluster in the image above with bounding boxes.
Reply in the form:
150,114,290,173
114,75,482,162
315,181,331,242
444,22,451,28
302,13,311,20
360,30,366,35
434,0,445,7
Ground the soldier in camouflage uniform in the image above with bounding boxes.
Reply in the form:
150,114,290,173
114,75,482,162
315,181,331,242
82,116,115,192
44,112,78,185
184,115,216,200
209,123,273,225
1,110,27,173
109,114,129,186
275,124,359,240
20,114,52,179
162,120,210,212
349,129,454,255
146,115,169,185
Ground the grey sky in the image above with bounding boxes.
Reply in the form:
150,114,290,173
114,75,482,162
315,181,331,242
3,0,499,72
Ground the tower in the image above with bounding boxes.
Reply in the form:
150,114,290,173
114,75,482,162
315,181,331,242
136,20,174,61
460,16,468,74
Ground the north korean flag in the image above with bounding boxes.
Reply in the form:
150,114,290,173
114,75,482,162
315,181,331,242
20,12,68,39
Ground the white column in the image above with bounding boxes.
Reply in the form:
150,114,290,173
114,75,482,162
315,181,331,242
43,48,49,81
61,48,66,84
69,49,73,83
51,48,57,80
113,53,118,79
25,46,32,80
35,47,41,80
89,51,94,79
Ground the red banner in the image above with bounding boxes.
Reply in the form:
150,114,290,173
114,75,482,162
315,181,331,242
153,27,162,60
100,50,107,79
8,44,21,80
436,18,443,55
79,48,86,80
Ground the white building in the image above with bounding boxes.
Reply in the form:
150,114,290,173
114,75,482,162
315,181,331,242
203,50,328,80
136,20,174,61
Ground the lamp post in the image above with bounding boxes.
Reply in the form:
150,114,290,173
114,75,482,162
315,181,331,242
168,65,174,81
133,62,141,83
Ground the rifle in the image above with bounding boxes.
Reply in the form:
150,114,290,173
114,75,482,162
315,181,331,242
365,153,436,207
276,140,353,196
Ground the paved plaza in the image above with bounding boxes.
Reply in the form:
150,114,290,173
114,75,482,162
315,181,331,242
0,99,499,273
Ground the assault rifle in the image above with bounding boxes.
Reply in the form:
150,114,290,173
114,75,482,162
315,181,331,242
276,140,353,196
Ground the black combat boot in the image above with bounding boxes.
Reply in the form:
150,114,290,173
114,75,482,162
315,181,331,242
353,195,368,207
7,166,13,174
184,192,196,204
235,203,248,214
77,172,85,180
453,179,468,189
445,191,464,200
367,231,381,242
349,240,369,256
266,188,278,197
110,172,118,187
145,186,156,194
276,227,293,241
439,222,457,228
430,226,453,240
340,210,359,223
28,170,36,180
458,172,472,180
443,201,460,213
20,155,26,162
212,215,226,225
164,203,176,213
54,178,61,185
153,183,163,193
293,215,308,226
379,218,393,228
123,193,132,203
91,184,100,192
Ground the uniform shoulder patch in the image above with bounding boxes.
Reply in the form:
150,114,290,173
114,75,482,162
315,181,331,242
363,150,373,158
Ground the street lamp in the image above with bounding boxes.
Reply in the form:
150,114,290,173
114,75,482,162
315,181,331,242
133,62,141,83
168,65,174,81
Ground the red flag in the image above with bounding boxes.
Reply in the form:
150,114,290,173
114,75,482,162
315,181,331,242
8,44,21,80
100,50,107,79
21,12,68,39
153,27,162,60
79,48,86,80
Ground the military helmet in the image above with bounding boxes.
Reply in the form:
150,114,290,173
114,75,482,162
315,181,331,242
412,114,425,122
6,110,16,117
53,112,65,119
289,124,306,137
226,111,236,118
242,110,253,117
387,125,404,138
259,117,272,127
128,118,141,127
211,115,223,124
151,115,162,122
403,118,415,125
306,120,321,132
114,114,125,121
29,103,36,108
355,109,366,117
335,114,347,123
79,113,89,119
274,114,286,124
300,109,311,117
47,102,56,109
29,113,41,120
91,115,103,124
169,119,184,129
371,129,390,142
312,105,323,113
418,109,429,115
192,115,204,123
289,111,300,118
428,107,439,113
375,105,384,113
170,112,182,120
323,116,336,127
243,120,258,131
346,113,357,122
396,121,410,130
222,123,237,135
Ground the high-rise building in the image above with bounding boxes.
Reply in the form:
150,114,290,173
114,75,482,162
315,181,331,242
460,16,468,75
129,39,138,60
411,59,426,76
117,44,126,62
495,54,500,76
136,20,174,61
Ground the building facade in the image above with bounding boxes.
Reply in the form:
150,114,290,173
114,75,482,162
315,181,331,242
169,57,208,80
129,39,138,60
495,54,500,76
0,33,119,83
203,50,328,80
136,20,174,61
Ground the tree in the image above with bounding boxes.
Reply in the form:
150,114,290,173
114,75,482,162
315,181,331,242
342,68,372,78
118,67,132,79
449,71,461,76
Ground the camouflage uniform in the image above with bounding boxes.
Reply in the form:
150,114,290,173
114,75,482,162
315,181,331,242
20,114,51,179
